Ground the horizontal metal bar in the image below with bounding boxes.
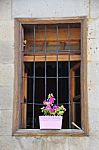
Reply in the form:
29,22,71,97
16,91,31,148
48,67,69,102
22,76,80,79
21,102,80,105
22,50,81,54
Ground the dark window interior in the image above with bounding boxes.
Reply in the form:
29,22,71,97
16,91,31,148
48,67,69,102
22,23,81,129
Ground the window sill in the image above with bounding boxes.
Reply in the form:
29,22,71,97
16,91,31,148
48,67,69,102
13,129,86,137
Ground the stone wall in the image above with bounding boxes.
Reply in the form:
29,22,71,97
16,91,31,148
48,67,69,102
0,0,99,149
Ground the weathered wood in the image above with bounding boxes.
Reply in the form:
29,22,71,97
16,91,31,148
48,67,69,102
81,18,88,135
24,27,80,51
14,129,85,137
70,63,80,127
22,73,27,128
24,55,81,62
12,20,22,133
17,18,82,24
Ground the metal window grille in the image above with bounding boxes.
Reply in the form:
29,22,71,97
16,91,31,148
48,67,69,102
22,23,81,129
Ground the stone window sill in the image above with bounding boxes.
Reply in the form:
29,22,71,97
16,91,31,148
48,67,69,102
13,129,86,137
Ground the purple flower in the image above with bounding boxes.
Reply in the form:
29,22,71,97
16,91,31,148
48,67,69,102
49,108,54,113
53,105,59,110
49,97,54,104
43,100,50,105
45,105,51,110
43,100,46,104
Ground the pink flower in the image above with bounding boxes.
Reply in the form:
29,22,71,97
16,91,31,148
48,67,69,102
43,100,47,104
53,105,59,110
43,100,49,105
49,97,54,104
45,105,51,110
49,108,54,113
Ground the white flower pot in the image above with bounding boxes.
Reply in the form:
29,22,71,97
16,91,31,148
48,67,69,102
39,116,63,129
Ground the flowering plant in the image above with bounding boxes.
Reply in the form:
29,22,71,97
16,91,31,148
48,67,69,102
41,93,66,116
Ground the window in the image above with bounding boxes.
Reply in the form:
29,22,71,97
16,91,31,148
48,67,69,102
14,19,88,135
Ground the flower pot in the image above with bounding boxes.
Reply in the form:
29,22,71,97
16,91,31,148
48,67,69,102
39,116,63,129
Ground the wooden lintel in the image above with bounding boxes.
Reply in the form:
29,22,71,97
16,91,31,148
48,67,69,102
17,18,83,25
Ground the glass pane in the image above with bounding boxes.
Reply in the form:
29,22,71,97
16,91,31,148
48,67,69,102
75,66,80,76
46,62,56,77
34,105,42,129
70,61,81,96
35,62,45,77
62,104,69,129
35,78,45,103
26,104,33,129
24,62,33,76
58,78,69,103
24,62,33,103
75,76,80,96
70,61,80,69
27,77,33,103
58,61,68,77
71,101,81,128
47,78,57,99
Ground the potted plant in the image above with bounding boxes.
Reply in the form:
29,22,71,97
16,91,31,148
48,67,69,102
39,93,66,129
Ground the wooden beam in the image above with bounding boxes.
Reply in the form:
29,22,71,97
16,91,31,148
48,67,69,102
18,18,83,24
22,73,27,129
24,55,81,62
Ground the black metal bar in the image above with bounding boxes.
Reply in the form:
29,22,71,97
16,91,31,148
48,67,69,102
23,49,81,53
68,24,71,129
56,24,59,105
32,25,36,128
21,102,74,105
44,25,47,100
22,76,80,79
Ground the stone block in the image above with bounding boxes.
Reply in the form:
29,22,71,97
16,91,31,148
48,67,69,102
0,41,14,64
0,64,14,86
88,108,99,133
12,0,88,18
0,20,14,42
68,137,88,150
87,61,99,85
0,136,13,150
0,86,13,109
0,136,36,150
85,137,99,150
90,0,99,18
68,137,99,150
88,18,99,39
88,84,99,109
0,110,12,135
0,136,22,150
87,38,99,61
0,0,11,20
44,137,68,150
0,136,99,150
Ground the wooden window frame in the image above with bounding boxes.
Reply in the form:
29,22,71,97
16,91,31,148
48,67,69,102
13,18,88,136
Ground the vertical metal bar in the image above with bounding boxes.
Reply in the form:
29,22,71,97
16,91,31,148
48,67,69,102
68,24,71,129
44,25,47,100
56,25,58,105
32,25,36,128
